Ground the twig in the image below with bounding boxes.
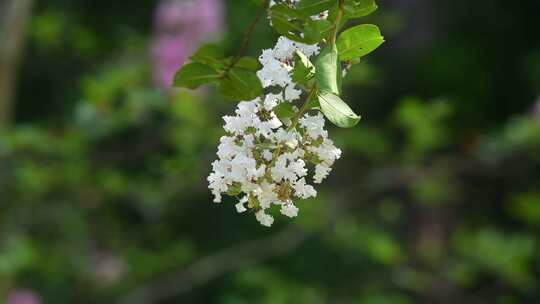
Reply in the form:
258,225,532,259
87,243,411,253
288,85,318,131
224,0,269,74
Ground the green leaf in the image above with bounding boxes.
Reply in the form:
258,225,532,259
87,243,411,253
270,4,306,37
234,57,260,71
173,63,221,89
218,68,262,100
190,44,225,69
274,102,296,120
303,19,334,44
292,50,316,85
269,4,323,45
297,0,336,16
336,24,384,61
306,95,321,110
318,92,361,128
271,3,309,20
344,0,378,18
315,44,341,95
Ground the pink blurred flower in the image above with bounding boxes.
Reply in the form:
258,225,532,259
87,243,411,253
6,289,41,304
151,0,225,90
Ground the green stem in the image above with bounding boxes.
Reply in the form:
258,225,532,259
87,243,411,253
329,0,345,46
287,85,318,132
266,85,317,174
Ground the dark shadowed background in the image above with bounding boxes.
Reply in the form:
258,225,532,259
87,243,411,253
1,0,540,303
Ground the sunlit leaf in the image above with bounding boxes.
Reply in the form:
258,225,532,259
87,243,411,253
315,44,340,95
337,24,384,61
318,92,360,128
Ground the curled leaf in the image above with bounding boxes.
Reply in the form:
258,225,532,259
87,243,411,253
318,92,361,128
315,44,341,95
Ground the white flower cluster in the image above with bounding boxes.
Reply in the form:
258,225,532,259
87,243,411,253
208,10,342,227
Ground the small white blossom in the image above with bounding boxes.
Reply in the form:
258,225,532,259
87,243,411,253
284,85,302,101
314,163,332,184
235,197,248,213
262,150,274,161
281,203,299,218
300,113,327,138
293,177,317,199
256,210,275,227
264,94,281,110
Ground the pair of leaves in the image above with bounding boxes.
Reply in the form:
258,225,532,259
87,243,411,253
314,44,360,128
269,3,333,45
173,44,262,101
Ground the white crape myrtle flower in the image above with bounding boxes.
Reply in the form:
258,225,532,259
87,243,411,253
285,85,302,101
293,177,317,199
314,163,332,184
257,36,319,89
208,6,343,227
256,210,275,227
281,203,299,218
235,197,248,213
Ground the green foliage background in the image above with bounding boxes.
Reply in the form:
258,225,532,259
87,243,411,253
2,0,540,303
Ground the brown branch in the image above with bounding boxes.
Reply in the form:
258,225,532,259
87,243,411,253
0,0,34,128
224,0,269,73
